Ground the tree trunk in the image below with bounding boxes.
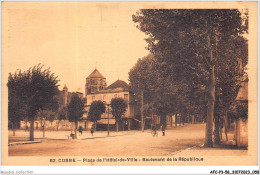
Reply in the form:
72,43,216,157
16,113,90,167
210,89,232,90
179,113,181,126
42,124,45,138
25,119,28,132
175,114,177,127
234,120,237,146
29,118,34,141
151,113,153,130
170,116,173,127
116,121,119,132
143,118,146,130
57,120,60,131
205,35,215,147
224,111,228,141
141,90,144,132
220,124,222,140
86,119,89,131
12,123,15,136
128,119,131,131
214,116,220,144
75,121,78,139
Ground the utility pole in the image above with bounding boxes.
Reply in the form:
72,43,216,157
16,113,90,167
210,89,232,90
141,90,144,132
107,104,110,136
151,105,153,130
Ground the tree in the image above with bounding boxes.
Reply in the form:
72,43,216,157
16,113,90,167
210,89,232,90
129,54,158,131
36,109,56,137
129,54,184,130
213,36,248,144
67,95,86,139
56,106,68,131
8,92,27,136
7,64,59,141
88,100,106,130
133,9,248,147
110,97,128,132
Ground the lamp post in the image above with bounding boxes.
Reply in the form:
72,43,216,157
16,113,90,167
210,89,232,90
42,117,46,138
106,104,111,136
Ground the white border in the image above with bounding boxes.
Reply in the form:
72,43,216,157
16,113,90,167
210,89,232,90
0,0,259,175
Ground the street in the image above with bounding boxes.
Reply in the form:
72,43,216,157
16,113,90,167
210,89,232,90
9,123,206,156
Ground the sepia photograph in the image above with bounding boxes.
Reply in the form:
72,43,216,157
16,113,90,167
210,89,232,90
1,1,258,169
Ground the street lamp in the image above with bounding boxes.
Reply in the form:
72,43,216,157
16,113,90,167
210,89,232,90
106,104,111,136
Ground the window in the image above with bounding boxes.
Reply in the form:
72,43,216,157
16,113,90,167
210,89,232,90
124,94,129,102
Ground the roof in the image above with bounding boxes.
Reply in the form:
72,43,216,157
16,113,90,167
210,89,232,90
63,84,68,90
106,80,129,90
86,69,105,79
235,81,248,101
96,87,128,94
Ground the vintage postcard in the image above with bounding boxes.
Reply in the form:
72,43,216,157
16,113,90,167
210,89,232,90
1,1,258,169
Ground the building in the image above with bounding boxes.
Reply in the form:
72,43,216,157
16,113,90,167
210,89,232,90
221,75,248,148
84,69,136,131
234,76,248,148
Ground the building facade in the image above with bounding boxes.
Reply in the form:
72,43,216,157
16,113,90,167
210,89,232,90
85,69,136,131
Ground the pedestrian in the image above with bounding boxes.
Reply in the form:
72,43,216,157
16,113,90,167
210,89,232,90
162,125,165,136
79,126,83,136
90,126,94,136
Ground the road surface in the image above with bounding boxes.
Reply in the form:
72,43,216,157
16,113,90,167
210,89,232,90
9,123,206,156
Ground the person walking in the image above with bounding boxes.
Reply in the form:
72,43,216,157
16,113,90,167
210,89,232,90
79,126,83,136
90,126,94,136
162,125,165,136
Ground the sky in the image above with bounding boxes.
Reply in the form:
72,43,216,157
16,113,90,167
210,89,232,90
2,2,149,94
2,2,254,96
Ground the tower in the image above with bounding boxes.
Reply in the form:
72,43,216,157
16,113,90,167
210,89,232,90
85,68,107,96
63,84,68,105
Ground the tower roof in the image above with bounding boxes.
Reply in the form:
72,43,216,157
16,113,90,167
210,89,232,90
87,69,105,79
63,84,68,90
107,80,129,90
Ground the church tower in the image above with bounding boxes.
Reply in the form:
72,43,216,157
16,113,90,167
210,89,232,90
63,84,68,105
85,69,107,96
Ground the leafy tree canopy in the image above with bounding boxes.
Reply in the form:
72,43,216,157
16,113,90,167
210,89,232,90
67,95,86,123
88,100,106,122
7,64,60,119
110,97,128,121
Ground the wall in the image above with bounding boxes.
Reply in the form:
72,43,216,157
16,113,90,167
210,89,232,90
236,118,248,148
86,89,134,118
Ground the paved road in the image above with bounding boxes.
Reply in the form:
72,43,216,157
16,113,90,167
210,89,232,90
9,124,206,156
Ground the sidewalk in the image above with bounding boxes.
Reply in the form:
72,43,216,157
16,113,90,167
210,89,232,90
8,129,138,141
8,140,42,146
171,144,248,156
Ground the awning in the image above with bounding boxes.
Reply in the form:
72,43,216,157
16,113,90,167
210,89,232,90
96,119,116,125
